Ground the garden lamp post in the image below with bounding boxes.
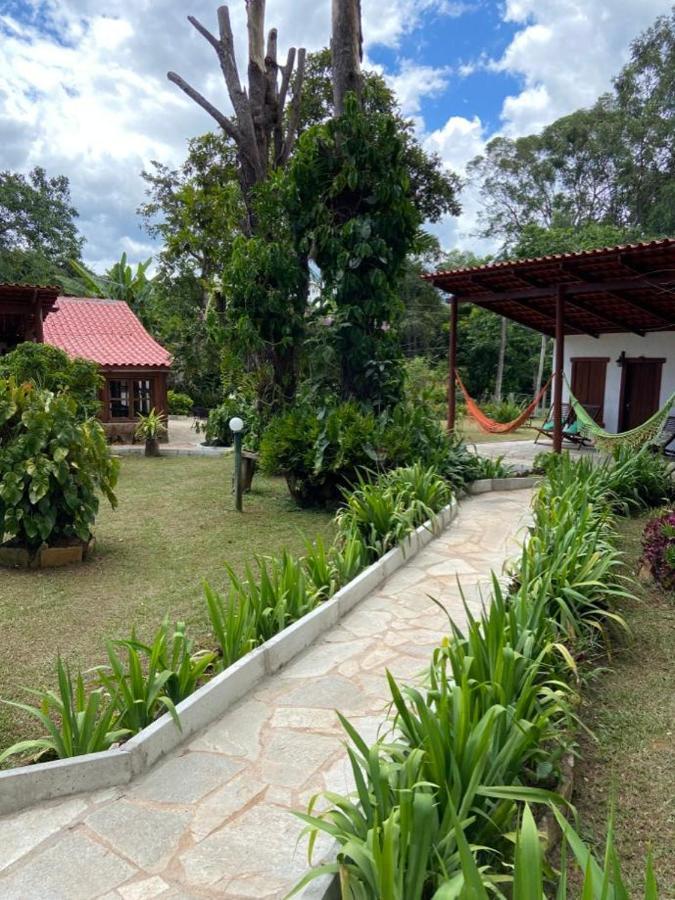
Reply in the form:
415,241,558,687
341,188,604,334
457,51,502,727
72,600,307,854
229,416,244,512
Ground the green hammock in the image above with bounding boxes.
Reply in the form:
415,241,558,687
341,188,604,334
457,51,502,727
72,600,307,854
564,375,675,452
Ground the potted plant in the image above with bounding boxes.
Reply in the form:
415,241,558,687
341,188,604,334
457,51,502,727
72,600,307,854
0,379,119,568
135,408,167,457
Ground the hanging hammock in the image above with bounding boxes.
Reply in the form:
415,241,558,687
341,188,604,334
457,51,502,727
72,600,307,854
455,370,552,434
564,375,675,452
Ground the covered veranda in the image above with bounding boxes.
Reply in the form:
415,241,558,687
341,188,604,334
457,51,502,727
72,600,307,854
425,238,675,453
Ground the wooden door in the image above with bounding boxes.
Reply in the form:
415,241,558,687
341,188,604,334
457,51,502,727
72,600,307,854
619,358,664,430
571,358,609,425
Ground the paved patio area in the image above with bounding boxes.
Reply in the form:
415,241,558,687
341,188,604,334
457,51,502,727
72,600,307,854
0,489,533,900
474,437,597,468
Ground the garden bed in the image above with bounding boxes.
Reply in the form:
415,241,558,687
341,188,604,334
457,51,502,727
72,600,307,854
0,455,335,757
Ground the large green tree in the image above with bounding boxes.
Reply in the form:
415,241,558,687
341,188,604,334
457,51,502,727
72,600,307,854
0,167,88,291
468,10,674,246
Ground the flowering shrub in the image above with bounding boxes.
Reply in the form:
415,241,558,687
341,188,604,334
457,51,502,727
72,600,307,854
642,509,675,592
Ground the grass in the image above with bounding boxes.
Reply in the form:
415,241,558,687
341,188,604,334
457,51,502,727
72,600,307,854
572,511,675,895
0,455,335,756
454,416,545,445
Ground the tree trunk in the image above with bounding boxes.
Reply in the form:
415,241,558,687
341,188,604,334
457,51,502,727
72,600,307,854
494,316,507,402
168,4,306,230
534,334,547,416
331,0,363,114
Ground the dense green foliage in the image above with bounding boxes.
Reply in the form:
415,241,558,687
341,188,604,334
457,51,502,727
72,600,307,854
293,450,674,896
0,167,86,290
468,12,675,243
288,97,420,407
167,389,194,416
0,342,102,418
259,400,480,506
0,380,118,549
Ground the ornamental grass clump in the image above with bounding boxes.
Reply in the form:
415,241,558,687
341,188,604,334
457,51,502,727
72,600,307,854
0,657,129,764
0,378,118,550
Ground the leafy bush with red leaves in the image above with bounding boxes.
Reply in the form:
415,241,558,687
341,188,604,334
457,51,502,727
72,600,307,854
642,509,675,593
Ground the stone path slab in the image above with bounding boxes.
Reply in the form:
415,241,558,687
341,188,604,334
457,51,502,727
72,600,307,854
0,490,532,900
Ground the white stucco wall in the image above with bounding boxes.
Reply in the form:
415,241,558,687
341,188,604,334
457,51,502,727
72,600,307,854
562,332,675,432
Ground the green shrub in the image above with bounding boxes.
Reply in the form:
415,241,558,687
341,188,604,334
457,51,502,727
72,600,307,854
260,400,478,506
336,465,450,562
0,379,119,549
403,357,447,419
167,389,193,415
203,393,260,449
481,397,524,424
0,342,101,418
293,448,666,895
473,454,516,479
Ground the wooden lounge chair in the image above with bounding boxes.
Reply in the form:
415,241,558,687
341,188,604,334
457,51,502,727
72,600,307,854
534,402,571,446
654,415,675,457
534,402,600,449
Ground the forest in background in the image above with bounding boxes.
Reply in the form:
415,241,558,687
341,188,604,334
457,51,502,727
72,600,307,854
0,9,673,410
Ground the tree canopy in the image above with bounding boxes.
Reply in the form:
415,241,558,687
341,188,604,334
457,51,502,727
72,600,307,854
468,10,675,247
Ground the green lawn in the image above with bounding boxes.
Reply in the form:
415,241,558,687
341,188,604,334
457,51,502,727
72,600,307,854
455,417,545,446
0,456,335,756
573,513,675,895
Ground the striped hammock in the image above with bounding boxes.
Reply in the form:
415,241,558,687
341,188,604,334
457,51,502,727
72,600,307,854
565,375,675,452
455,370,551,434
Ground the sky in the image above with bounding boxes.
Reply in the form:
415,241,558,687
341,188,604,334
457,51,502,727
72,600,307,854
1,0,672,270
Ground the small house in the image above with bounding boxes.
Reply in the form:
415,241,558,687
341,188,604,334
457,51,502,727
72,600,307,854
0,283,172,442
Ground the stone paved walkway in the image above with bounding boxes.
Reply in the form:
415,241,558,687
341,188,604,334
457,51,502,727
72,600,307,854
0,489,533,900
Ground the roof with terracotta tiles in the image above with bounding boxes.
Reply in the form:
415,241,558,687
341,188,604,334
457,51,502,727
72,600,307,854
43,296,172,369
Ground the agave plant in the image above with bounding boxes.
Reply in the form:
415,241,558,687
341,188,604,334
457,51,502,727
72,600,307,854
0,656,129,763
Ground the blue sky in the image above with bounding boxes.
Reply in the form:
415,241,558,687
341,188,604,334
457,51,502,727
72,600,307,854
1,0,672,268
369,3,521,134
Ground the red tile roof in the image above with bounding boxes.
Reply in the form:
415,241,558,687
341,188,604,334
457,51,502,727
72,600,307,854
43,297,171,369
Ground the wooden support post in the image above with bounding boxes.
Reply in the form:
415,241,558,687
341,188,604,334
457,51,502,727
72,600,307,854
233,431,243,512
32,289,44,343
447,295,458,433
553,285,565,454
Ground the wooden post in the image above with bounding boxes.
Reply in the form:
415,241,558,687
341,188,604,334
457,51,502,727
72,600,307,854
553,285,565,453
32,289,44,343
233,431,243,512
448,295,458,433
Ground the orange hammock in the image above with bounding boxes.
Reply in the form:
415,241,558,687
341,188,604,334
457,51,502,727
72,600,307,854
455,370,552,434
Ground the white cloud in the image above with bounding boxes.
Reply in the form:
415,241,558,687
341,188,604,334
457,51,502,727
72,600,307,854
0,0,461,269
2,0,672,268
496,0,672,136
384,60,451,120
424,0,673,253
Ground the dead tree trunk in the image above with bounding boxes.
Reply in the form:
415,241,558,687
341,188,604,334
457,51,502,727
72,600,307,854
168,3,306,234
331,0,363,114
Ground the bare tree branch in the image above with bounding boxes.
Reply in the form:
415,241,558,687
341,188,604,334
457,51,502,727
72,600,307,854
277,47,296,116
281,48,306,164
167,72,240,143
